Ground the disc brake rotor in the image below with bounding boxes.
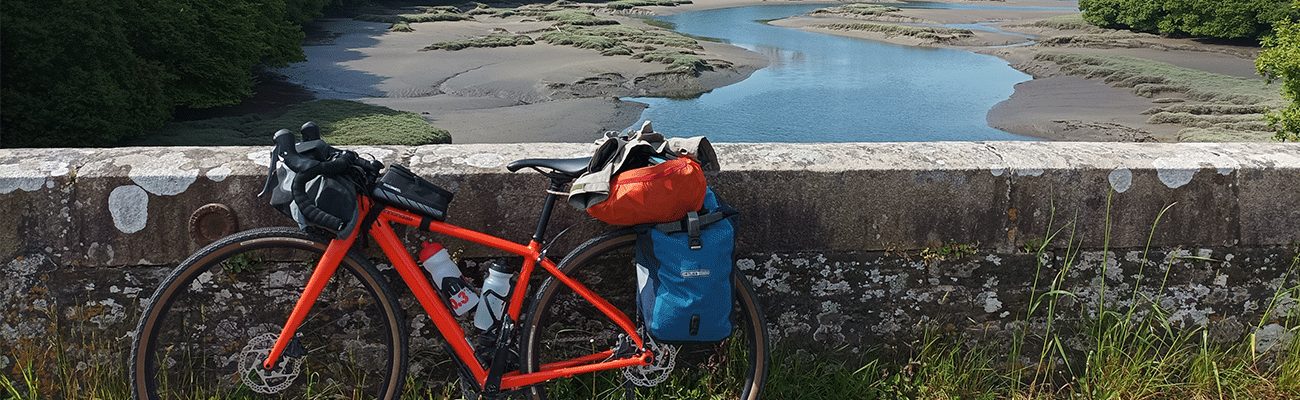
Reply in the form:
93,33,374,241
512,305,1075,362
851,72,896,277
622,339,678,387
237,332,304,394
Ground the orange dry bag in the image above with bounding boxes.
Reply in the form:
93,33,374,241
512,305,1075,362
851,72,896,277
586,157,707,226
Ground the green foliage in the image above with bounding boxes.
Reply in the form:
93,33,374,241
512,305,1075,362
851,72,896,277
1,1,171,147
139,100,451,146
1079,0,1299,41
1257,9,1300,140
0,0,341,147
422,34,536,51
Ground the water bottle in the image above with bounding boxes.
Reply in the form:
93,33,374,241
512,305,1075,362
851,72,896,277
474,262,513,331
418,242,479,316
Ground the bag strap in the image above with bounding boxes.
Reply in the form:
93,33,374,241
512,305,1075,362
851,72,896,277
686,212,702,249
652,205,738,241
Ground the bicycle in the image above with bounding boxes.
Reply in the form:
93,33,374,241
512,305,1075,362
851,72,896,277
129,124,770,399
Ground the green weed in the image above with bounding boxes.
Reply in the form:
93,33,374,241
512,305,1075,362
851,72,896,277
139,100,451,146
920,242,979,263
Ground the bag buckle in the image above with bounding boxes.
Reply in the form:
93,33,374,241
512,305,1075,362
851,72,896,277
686,211,702,250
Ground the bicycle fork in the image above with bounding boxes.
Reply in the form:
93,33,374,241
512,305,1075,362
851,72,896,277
261,230,360,370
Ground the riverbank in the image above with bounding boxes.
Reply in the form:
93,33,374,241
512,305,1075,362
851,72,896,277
270,3,767,143
763,0,1279,142
155,0,1280,144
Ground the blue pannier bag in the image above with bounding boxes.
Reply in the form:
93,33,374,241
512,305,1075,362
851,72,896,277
634,188,737,342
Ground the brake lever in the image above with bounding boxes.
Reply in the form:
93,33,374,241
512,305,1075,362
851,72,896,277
258,129,295,198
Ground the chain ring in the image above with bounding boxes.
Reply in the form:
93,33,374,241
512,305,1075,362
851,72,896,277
622,338,678,387
237,332,303,394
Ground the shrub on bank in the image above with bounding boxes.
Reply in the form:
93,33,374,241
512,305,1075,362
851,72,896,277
1078,0,1298,41
1257,7,1300,140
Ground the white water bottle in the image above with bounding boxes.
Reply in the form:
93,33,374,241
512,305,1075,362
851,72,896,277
474,262,513,331
419,242,480,316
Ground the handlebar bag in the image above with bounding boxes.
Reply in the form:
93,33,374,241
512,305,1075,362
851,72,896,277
267,164,360,236
634,188,736,343
587,157,706,226
371,164,454,221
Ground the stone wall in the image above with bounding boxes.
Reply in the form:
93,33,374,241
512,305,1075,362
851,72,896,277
2,142,1299,374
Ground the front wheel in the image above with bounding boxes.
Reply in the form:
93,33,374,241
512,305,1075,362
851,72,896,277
129,227,408,399
520,231,769,399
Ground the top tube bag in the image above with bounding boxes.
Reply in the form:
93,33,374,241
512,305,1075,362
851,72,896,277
634,188,738,343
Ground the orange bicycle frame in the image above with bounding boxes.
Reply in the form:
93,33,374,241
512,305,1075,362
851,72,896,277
262,196,651,390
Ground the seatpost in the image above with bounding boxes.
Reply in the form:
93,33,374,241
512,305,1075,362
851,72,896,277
531,179,566,243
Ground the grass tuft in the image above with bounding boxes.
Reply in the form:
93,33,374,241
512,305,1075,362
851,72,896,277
1177,127,1280,142
541,10,619,26
139,100,451,146
1018,13,1100,31
814,22,974,43
810,4,911,21
421,33,535,51
633,49,712,73
539,24,711,72
355,10,468,24
1036,52,1281,105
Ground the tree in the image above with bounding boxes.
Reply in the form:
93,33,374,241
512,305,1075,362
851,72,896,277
126,0,306,109
0,1,171,147
1,0,335,147
1080,0,1298,41
1256,2,1300,140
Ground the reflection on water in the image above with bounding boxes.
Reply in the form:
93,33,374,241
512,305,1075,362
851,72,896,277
623,4,1036,142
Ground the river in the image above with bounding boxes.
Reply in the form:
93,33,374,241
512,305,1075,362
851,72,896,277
623,3,1040,142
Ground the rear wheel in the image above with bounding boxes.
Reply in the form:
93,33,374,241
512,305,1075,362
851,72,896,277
129,227,408,399
520,231,769,399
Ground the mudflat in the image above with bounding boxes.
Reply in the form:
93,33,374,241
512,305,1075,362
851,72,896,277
279,7,766,143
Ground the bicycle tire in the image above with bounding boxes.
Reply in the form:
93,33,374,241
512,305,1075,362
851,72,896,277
519,230,769,399
129,227,408,399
